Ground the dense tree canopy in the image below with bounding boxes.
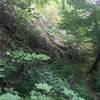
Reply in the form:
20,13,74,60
0,0,100,100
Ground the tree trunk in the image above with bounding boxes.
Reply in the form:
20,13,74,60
88,53,100,73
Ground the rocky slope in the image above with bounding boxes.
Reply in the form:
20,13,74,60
0,1,83,62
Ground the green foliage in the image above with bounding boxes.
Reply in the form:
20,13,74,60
0,59,16,82
29,82,86,100
0,53,93,100
0,0,100,100
30,90,54,100
0,50,50,94
64,34,78,45
62,87,85,100
60,9,83,31
0,93,21,100
60,0,100,50
9,50,50,64
0,50,50,78
35,83,52,93
0,59,6,79
0,54,87,99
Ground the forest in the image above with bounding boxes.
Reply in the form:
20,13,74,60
0,0,100,100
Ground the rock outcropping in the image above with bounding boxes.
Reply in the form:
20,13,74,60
0,1,83,62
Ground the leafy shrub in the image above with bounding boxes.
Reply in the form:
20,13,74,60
30,90,54,100
0,93,21,100
0,58,17,88
35,83,52,93
8,50,50,64
0,51,94,100
0,50,50,94
50,59,93,100
62,87,85,100
28,82,86,100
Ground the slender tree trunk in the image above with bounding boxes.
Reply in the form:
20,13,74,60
62,0,65,9
88,53,100,73
88,2,100,74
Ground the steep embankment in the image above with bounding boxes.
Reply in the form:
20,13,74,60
0,2,83,62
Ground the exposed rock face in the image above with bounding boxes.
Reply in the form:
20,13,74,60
0,1,83,62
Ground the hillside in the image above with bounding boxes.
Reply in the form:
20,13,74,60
0,0,100,100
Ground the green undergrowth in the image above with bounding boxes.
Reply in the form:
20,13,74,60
91,70,100,92
0,50,95,100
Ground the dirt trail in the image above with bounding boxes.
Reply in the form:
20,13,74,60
84,70,100,100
